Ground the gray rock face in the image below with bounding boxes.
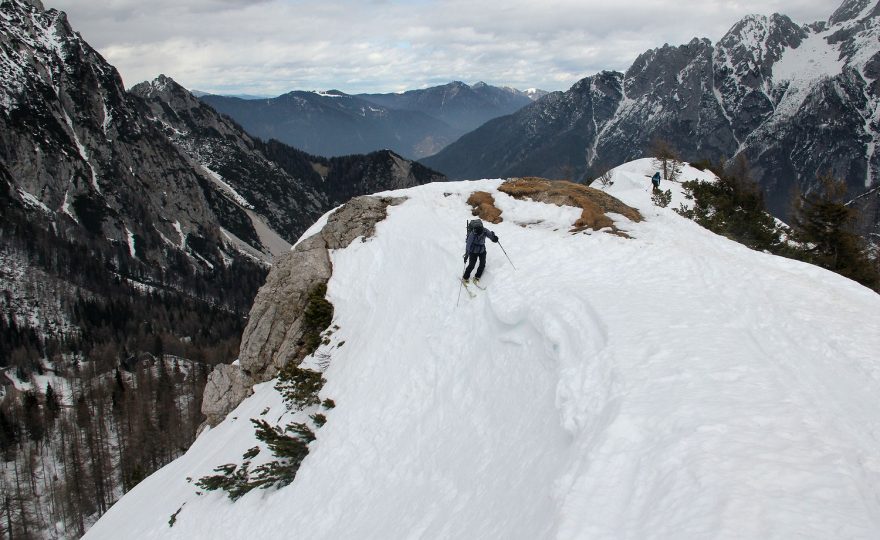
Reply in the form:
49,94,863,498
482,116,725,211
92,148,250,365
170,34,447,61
236,233,332,381
201,195,406,425
0,0,260,299
830,0,874,25
201,364,255,427
131,75,328,248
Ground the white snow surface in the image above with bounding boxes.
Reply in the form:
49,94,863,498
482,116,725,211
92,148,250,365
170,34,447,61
773,30,844,83
87,159,880,539
17,188,51,214
202,166,254,210
125,227,136,258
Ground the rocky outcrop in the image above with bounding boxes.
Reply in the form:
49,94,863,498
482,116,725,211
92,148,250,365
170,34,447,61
202,364,254,427
499,178,642,233
201,195,406,425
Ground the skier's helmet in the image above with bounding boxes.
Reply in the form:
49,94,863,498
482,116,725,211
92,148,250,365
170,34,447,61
468,219,484,232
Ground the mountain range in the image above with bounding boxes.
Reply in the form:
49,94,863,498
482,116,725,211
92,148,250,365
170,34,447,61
200,82,545,159
422,0,880,239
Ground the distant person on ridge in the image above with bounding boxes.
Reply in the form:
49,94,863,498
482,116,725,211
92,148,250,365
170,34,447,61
462,218,499,284
651,171,661,191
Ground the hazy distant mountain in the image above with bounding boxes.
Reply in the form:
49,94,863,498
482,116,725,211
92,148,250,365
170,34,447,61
358,81,543,133
201,90,459,159
193,90,274,100
200,82,545,159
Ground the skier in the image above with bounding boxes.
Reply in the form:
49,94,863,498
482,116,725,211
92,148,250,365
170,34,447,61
651,171,661,191
462,219,499,284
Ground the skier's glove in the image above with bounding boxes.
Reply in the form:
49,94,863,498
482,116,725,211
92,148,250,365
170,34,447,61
463,254,468,262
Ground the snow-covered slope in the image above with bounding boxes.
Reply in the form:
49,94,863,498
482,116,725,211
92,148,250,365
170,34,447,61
86,160,880,539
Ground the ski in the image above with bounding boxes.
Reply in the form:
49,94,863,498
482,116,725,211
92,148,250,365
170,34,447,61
472,281,486,290
460,279,476,298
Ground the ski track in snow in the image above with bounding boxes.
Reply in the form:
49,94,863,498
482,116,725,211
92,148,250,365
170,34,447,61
85,159,880,540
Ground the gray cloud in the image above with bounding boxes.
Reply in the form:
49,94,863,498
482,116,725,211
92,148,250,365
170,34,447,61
48,0,837,95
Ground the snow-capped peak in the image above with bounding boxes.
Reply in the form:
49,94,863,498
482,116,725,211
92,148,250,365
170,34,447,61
829,0,876,25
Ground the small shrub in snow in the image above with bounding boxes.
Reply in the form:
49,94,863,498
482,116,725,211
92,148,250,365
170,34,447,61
301,283,334,356
195,463,252,500
675,159,782,253
288,422,317,443
275,362,325,411
168,505,184,528
651,189,672,208
194,419,313,501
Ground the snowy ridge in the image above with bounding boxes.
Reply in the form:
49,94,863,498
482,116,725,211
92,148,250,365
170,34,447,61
87,159,880,539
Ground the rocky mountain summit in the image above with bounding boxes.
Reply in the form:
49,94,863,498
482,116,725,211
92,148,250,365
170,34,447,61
0,0,240,276
423,0,880,239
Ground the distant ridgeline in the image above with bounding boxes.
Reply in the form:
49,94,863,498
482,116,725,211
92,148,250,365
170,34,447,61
200,81,544,160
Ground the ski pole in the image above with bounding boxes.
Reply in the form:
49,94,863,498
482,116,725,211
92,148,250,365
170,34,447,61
456,262,466,307
498,241,516,270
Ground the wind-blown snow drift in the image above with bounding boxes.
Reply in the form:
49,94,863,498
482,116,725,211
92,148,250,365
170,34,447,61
86,159,880,539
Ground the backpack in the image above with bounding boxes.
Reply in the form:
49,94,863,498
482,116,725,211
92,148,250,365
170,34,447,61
467,219,483,235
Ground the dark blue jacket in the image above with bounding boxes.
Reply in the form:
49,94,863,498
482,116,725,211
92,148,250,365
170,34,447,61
465,228,498,255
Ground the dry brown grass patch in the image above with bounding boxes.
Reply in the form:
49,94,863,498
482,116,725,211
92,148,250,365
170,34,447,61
499,177,642,234
466,191,503,223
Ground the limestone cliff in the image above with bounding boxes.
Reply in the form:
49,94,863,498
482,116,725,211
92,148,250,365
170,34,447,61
202,195,406,425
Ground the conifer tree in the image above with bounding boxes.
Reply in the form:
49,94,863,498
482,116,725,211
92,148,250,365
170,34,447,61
650,138,683,181
44,383,60,427
792,175,880,289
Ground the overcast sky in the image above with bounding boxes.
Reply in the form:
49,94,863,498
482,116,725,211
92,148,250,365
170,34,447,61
48,0,837,96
